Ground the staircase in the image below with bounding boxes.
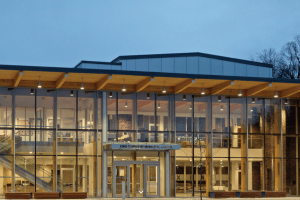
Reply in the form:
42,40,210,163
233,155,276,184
0,136,63,192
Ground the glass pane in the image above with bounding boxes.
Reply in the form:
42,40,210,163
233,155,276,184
77,156,96,197
230,97,246,134
212,96,228,133
36,89,54,129
107,92,117,130
147,166,157,196
282,99,296,134
57,156,76,192
248,159,263,191
194,96,210,133
175,95,192,132
36,130,54,155
57,90,77,129
57,131,76,155
0,91,12,128
15,89,35,129
15,130,35,155
0,130,12,155
130,164,144,197
78,91,95,129
15,156,35,193
157,95,169,131
213,158,229,191
78,131,95,156
248,97,264,134
118,93,133,130
116,166,127,196
137,93,154,131
36,156,55,192
265,99,281,134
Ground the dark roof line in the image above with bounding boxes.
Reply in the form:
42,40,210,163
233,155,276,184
0,64,296,84
74,60,121,68
111,52,272,68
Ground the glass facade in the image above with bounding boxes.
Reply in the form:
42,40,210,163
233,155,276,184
0,87,299,197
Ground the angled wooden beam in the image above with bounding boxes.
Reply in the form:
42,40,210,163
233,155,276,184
211,80,234,95
13,71,23,87
281,86,300,98
246,82,272,96
96,74,111,90
136,77,154,92
174,78,195,94
55,73,68,89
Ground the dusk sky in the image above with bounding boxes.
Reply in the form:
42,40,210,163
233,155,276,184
0,0,299,68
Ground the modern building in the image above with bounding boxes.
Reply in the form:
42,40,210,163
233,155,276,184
0,52,299,198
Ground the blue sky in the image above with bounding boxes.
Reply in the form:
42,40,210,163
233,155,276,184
0,0,299,68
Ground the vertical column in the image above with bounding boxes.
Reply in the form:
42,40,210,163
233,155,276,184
131,152,136,197
53,91,57,192
11,92,15,192
169,94,176,196
165,151,170,197
241,97,248,191
206,96,212,196
133,93,137,142
274,101,281,191
93,93,98,197
102,92,107,197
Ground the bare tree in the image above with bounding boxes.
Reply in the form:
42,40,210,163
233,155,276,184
251,35,300,79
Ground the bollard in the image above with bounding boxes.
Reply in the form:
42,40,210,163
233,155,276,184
122,181,125,200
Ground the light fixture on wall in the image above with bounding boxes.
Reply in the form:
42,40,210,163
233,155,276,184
81,78,84,90
218,96,221,102
70,90,74,97
284,99,288,105
189,105,192,110
31,89,34,95
158,102,161,109
250,107,253,112
201,83,205,95
38,76,42,88
125,101,128,108
147,93,150,99
162,81,166,93
220,105,223,111
122,80,126,92
109,92,113,98
252,97,255,103
183,95,186,100
274,91,278,98
238,85,242,96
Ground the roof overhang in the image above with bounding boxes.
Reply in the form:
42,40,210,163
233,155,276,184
0,64,300,98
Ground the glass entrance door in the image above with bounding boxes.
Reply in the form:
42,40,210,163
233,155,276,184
113,165,129,197
145,164,160,198
113,161,160,198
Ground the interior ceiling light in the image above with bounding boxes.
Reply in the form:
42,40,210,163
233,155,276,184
81,78,84,90
158,102,161,109
162,81,166,93
38,76,42,88
190,105,192,110
238,85,242,96
125,101,128,108
147,93,150,99
122,80,126,92
31,89,34,95
109,92,113,98
274,91,278,98
183,95,186,100
284,99,288,105
250,107,253,112
70,90,74,97
201,83,205,95
252,97,255,103
218,96,221,102
220,105,223,111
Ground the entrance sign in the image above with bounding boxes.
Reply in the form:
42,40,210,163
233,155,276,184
105,143,180,150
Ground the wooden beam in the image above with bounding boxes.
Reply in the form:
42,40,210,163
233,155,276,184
13,71,23,87
211,80,234,95
281,86,300,98
136,77,154,92
55,73,68,89
246,82,271,96
96,75,111,90
174,79,195,94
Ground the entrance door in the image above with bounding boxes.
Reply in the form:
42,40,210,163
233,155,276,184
113,162,160,198
113,165,130,197
145,164,160,198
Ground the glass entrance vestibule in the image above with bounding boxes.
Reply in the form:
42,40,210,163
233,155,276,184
106,150,169,198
